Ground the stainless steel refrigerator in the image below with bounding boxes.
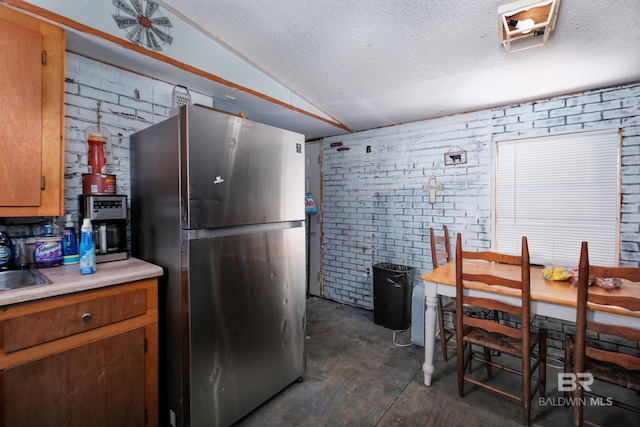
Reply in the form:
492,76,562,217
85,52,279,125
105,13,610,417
130,104,306,427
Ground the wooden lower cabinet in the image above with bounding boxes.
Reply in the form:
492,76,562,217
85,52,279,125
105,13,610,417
3,329,145,426
0,279,159,427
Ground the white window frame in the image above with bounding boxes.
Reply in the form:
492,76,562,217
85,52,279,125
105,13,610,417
495,129,621,266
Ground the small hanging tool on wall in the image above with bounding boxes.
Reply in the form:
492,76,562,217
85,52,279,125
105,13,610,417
172,85,191,108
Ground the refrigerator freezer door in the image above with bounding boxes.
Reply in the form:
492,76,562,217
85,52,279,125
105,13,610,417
186,224,306,426
183,105,305,230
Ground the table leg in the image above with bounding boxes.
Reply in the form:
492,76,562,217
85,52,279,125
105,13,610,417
423,282,438,386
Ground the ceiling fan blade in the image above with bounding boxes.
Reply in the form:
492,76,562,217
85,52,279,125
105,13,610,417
112,0,138,18
112,14,139,29
129,0,143,16
145,0,160,17
151,26,173,45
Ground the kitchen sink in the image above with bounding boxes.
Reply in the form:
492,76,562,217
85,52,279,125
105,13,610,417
0,268,51,291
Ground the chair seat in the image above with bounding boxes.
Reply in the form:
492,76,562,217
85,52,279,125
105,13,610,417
584,357,640,392
463,327,541,358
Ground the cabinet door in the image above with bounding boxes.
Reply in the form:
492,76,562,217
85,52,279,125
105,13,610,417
2,328,146,427
0,15,42,207
0,6,65,217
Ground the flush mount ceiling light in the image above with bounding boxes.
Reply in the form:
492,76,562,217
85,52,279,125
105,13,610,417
498,0,560,53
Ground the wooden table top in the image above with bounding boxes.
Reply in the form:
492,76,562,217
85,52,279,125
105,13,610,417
420,260,640,319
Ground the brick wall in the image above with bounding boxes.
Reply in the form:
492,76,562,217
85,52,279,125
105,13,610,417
322,83,640,358
64,52,215,216
323,111,494,308
4,52,638,357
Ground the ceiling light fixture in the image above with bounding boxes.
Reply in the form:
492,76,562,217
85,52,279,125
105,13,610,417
498,0,561,53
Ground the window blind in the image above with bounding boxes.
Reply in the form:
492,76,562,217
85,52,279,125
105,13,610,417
495,129,620,266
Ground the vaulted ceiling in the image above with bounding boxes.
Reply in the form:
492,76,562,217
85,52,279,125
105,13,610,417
158,0,640,138
9,0,640,140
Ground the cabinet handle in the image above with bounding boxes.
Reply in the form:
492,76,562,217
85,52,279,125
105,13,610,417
82,312,92,323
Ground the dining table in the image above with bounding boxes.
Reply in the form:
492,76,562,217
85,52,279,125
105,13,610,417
419,260,640,386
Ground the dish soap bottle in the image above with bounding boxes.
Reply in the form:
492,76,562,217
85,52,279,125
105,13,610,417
79,218,96,275
62,214,79,265
34,218,63,268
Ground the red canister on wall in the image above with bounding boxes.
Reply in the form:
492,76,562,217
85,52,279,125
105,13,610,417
87,133,107,174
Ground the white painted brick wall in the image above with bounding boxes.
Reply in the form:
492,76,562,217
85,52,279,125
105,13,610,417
64,53,171,210
323,83,640,357
323,111,494,308
63,53,215,217
55,58,640,358
2,53,638,356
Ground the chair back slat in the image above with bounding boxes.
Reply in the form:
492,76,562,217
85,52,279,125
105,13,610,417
589,265,640,283
585,347,640,371
588,321,640,343
462,250,521,265
464,296,521,316
462,273,523,290
465,316,522,339
588,291,640,312
435,252,449,263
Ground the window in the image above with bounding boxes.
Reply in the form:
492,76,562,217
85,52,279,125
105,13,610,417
495,129,621,266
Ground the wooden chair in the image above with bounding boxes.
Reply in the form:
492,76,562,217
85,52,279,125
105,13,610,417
430,226,456,361
455,233,546,426
431,226,499,362
564,241,640,427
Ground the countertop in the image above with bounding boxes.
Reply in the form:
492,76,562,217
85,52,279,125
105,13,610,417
0,257,164,307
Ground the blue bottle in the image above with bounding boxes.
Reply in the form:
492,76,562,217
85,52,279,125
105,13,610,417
79,218,96,275
62,214,79,265
0,231,14,271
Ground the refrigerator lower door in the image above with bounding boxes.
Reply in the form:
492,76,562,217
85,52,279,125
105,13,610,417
185,224,306,427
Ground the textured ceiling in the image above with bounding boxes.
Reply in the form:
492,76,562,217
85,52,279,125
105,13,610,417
156,0,640,137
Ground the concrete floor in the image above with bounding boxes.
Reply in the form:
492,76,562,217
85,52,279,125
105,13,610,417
233,297,639,427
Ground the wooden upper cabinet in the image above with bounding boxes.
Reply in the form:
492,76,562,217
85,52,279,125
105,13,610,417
0,5,65,217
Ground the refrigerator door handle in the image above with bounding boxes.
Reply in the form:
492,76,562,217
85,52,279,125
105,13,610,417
184,221,304,240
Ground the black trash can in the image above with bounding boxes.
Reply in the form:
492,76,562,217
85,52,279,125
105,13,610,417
373,263,414,330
